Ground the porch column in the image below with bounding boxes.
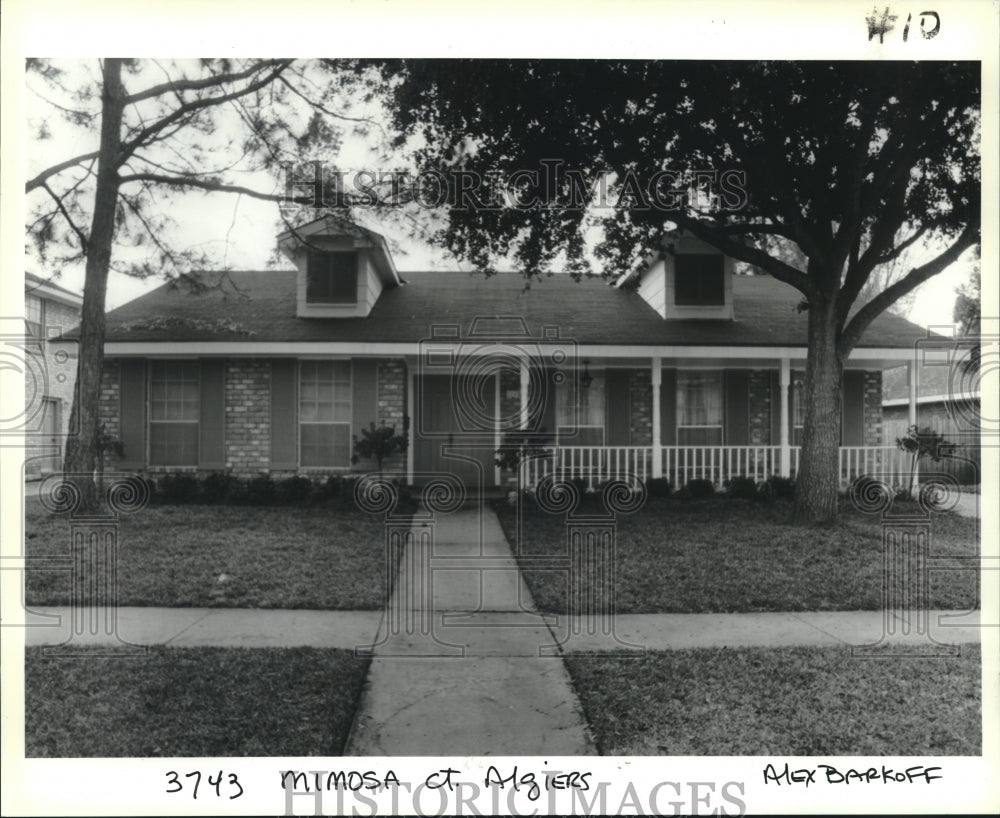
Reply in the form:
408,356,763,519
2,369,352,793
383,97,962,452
907,358,918,489
907,359,918,426
779,358,791,477
494,370,502,487
406,363,415,485
519,358,530,430
651,357,662,478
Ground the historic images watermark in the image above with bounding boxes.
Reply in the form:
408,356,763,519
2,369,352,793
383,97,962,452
280,160,749,213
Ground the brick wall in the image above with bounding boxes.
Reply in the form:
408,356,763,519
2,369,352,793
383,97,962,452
628,369,652,445
374,358,408,476
376,358,407,429
224,359,270,477
98,360,121,441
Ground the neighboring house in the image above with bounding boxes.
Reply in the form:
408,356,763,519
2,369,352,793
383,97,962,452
24,273,82,479
883,359,981,484
93,219,933,491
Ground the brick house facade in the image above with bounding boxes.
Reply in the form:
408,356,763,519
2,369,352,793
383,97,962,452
88,220,925,489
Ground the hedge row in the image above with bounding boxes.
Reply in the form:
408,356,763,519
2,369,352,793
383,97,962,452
143,472,396,507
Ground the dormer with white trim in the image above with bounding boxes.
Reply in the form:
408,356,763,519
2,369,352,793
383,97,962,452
277,216,401,318
620,231,735,320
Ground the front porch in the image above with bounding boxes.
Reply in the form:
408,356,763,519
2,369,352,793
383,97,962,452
407,347,922,491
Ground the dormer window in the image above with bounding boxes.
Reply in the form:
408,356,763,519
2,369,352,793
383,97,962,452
306,251,358,304
674,255,724,306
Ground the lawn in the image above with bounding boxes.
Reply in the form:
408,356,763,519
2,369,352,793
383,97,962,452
25,646,369,757
25,500,398,609
497,497,979,613
565,644,982,756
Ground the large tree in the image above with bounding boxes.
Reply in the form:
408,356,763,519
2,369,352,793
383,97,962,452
369,59,980,523
25,58,355,506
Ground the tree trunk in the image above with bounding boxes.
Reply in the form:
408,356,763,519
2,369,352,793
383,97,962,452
793,296,844,524
62,60,125,509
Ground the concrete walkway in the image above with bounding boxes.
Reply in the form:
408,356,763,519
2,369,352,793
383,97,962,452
343,505,597,756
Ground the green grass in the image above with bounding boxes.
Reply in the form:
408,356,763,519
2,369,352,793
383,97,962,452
565,644,981,755
25,646,369,757
25,500,397,609
498,497,979,613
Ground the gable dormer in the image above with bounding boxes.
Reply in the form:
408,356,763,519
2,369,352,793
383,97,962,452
631,231,734,320
277,217,400,318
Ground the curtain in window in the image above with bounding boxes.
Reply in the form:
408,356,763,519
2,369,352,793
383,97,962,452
555,369,605,444
676,371,723,445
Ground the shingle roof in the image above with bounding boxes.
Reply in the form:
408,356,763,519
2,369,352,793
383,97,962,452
101,269,931,348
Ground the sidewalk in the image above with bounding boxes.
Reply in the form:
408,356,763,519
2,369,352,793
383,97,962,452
21,605,983,651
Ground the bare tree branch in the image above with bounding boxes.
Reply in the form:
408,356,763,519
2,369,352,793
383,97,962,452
41,182,89,252
674,214,820,300
839,222,980,356
117,61,294,165
124,60,288,105
26,151,101,192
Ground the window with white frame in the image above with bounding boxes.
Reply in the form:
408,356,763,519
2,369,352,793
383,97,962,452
299,360,352,466
555,368,605,445
150,360,199,466
676,371,723,445
25,294,44,337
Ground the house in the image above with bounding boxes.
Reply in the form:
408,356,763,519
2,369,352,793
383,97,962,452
92,218,932,491
24,273,81,479
882,358,981,485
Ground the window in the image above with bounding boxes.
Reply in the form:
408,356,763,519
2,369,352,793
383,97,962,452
299,361,352,466
150,361,199,465
306,251,358,304
25,294,44,337
556,369,605,445
674,255,725,306
676,371,723,445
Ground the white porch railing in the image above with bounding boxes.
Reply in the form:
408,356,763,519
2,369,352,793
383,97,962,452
839,446,914,487
661,445,781,487
517,445,910,491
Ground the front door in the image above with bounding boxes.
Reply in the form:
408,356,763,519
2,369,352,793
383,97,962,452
415,375,496,489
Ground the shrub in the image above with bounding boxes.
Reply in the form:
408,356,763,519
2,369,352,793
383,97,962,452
244,474,278,506
726,476,758,500
276,475,315,505
200,472,243,504
757,481,776,503
156,472,200,504
352,422,408,477
682,478,715,499
766,475,796,499
645,477,672,498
